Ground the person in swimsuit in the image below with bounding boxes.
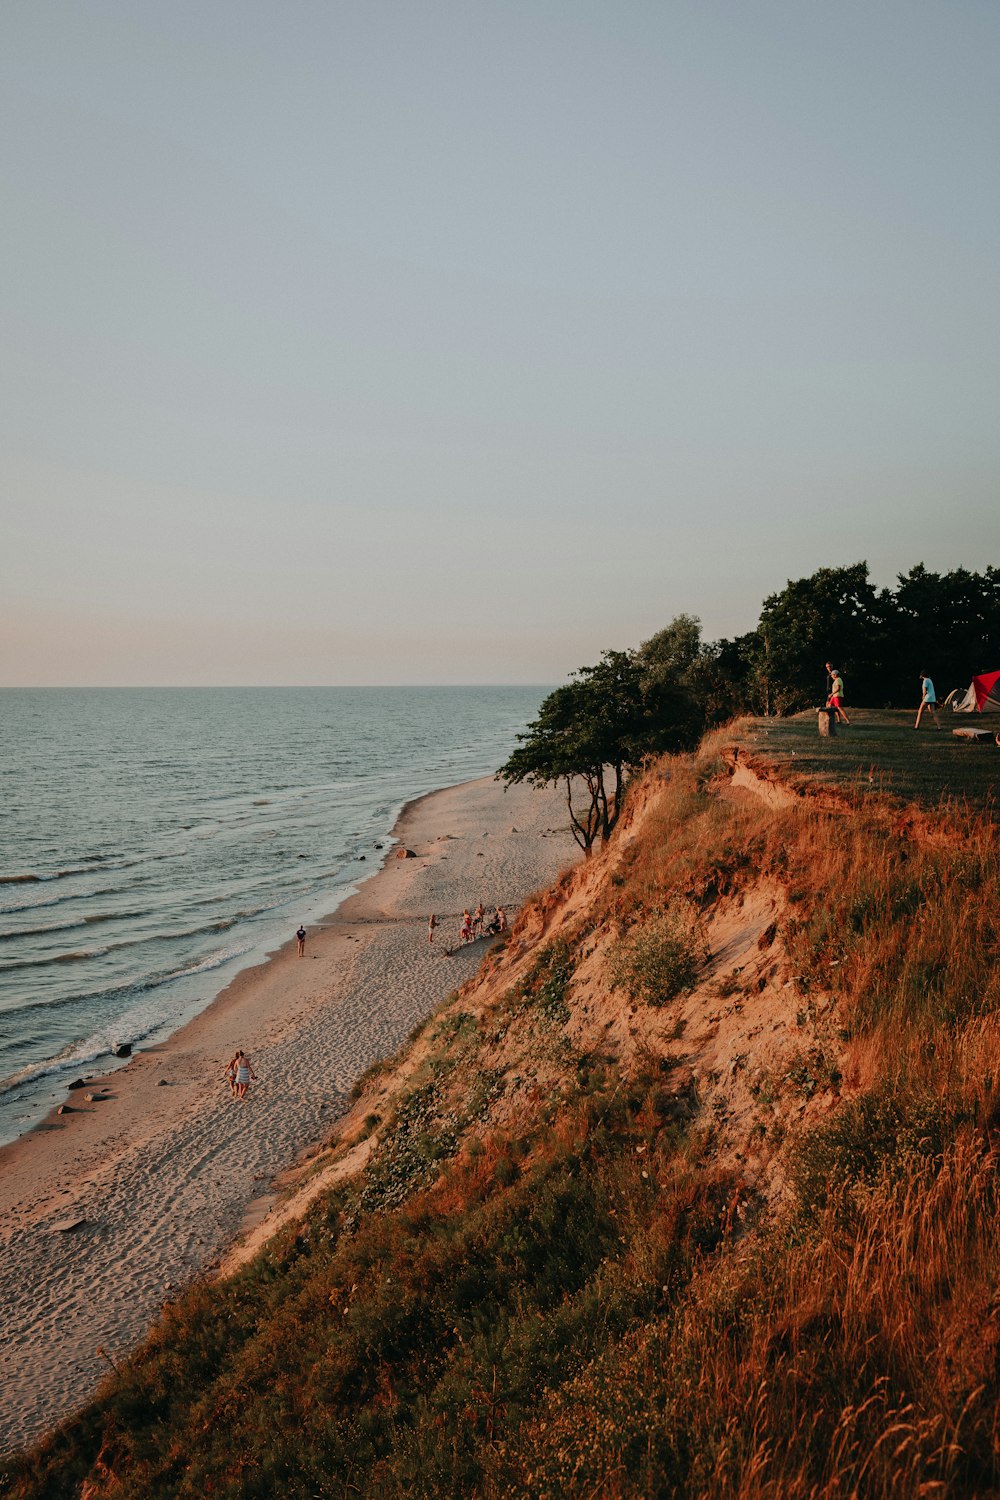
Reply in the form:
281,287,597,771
496,905,507,933
460,910,473,944
232,1050,258,1099
428,914,438,943
224,1058,238,1097
474,902,485,937
296,925,306,957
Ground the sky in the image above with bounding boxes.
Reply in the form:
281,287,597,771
2,1,998,686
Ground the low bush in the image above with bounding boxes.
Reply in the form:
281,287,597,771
787,1085,955,1222
609,910,704,1006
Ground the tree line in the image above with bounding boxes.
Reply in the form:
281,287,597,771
499,560,1000,853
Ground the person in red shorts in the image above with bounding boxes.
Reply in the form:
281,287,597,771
825,662,850,725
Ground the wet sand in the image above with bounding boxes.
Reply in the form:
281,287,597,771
0,774,576,1455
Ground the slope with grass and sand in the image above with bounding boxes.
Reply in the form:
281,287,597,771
5,718,1000,1498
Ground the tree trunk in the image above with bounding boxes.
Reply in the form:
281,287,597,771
564,776,598,855
600,763,623,842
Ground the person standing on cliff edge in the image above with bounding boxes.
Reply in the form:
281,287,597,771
825,662,850,725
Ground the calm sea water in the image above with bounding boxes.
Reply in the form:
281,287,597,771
0,687,545,1146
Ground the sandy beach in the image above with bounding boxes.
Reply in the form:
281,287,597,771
0,773,576,1456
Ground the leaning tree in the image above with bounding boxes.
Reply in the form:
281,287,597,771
498,645,699,855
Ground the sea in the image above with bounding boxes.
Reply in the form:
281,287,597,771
0,686,546,1148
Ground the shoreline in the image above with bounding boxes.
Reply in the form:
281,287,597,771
0,782,432,1153
0,773,576,1456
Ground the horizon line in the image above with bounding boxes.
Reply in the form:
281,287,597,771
0,682,559,691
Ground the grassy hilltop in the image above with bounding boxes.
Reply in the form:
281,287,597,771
6,715,1000,1499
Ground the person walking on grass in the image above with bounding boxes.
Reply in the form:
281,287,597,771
825,662,850,725
915,672,942,730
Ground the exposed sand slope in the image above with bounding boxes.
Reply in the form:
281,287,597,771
264,761,848,1302
0,775,577,1456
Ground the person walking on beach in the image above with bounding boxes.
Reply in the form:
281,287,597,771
496,905,507,933
915,672,942,730
428,913,438,943
474,902,485,937
296,925,306,957
825,663,850,726
225,1057,238,1098
460,909,473,944
230,1050,258,1100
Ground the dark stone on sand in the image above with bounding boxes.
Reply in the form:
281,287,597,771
113,1043,132,1058
83,1092,105,1103
395,847,416,859
57,1104,74,1114
67,1078,88,1091
157,1079,169,1087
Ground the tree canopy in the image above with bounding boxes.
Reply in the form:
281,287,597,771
498,636,704,854
748,561,1000,712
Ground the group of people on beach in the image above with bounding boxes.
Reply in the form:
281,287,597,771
233,894,510,1098
825,662,943,730
461,903,507,943
427,902,507,947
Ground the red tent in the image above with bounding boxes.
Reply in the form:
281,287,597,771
949,670,1000,713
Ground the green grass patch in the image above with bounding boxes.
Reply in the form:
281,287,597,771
739,707,1000,810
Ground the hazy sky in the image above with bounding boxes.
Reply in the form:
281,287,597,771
2,2,998,685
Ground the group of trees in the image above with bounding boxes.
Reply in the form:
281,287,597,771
752,562,1000,715
500,561,1000,853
